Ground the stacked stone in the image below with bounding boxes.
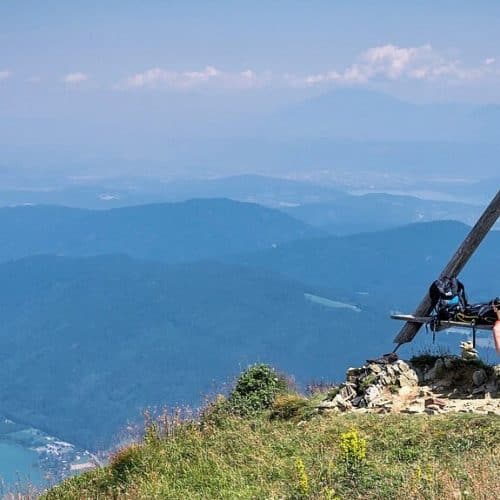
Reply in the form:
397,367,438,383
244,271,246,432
317,356,500,416
318,360,419,412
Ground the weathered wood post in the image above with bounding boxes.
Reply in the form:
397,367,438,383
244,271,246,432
393,189,500,349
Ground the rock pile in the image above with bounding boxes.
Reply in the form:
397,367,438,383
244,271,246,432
318,359,419,413
317,354,500,416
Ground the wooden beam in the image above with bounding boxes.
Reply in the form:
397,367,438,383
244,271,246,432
393,189,500,347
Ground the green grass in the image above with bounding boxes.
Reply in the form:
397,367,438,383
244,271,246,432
43,411,500,499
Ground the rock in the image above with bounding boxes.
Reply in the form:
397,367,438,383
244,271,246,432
425,405,442,415
425,397,446,409
443,357,454,369
317,401,338,409
472,386,486,395
346,367,363,383
472,369,488,387
399,386,413,397
339,383,357,402
460,341,479,360
364,385,380,406
399,372,418,387
403,404,425,414
368,363,382,374
351,395,364,407
423,358,445,382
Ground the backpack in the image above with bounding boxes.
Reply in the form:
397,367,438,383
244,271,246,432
429,276,467,320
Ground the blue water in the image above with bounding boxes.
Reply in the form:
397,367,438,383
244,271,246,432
0,440,43,491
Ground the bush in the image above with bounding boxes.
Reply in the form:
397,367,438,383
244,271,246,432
269,394,310,421
227,364,290,417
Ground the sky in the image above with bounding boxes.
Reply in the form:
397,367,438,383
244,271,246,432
1,1,500,180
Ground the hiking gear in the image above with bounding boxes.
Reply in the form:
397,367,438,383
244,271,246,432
429,276,467,321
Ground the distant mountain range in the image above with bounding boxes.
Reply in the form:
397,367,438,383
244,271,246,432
284,193,483,234
267,89,500,144
0,180,490,237
0,199,322,263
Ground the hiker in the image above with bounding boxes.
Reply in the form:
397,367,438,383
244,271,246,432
493,301,500,355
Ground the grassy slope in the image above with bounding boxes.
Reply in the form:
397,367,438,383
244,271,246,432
44,411,500,499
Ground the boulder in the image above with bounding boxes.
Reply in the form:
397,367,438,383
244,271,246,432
472,369,488,387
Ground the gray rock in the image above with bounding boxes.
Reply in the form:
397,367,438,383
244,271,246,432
340,383,357,401
443,357,454,369
364,385,380,406
472,369,488,387
368,363,382,374
351,395,364,407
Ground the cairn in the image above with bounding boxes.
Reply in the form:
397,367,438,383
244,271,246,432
317,354,500,416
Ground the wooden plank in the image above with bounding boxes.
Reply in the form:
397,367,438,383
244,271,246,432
391,314,493,331
393,189,500,347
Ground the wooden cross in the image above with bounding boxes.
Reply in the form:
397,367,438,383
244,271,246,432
393,189,500,349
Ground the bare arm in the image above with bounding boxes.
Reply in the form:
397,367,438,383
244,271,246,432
494,303,500,321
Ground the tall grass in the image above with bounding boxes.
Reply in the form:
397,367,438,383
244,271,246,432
43,411,500,499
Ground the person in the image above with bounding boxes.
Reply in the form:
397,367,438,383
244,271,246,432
493,301,500,355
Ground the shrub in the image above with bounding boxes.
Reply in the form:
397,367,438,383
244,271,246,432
227,364,290,417
200,395,232,428
269,393,310,421
109,443,144,483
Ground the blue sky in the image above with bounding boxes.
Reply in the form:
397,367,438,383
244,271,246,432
2,1,500,95
1,1,500,178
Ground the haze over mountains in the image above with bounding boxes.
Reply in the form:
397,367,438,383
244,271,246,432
0,199,321,263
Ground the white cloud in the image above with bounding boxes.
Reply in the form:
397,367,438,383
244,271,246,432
299,44,494,87
117,66,264,90
116,46,499,92
63,72,89,84
0,70,12,81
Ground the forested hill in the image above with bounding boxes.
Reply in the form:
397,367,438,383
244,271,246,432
0,199,322,263
230,221,500,310
0,255,371,449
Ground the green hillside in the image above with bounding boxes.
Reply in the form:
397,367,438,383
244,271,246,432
44,365,500,499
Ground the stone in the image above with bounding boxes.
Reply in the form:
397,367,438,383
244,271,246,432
472,369,488,387
403,404,425,414
399,386,413,397
333,394,352,411
317,401,338,409
351,395,364,407
346,367,363,383
443,357,454,369
364,385,380,406
368,363,382,374
460,341,479,360
425,397,446,408
424,405,442,415
339,383,357,402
